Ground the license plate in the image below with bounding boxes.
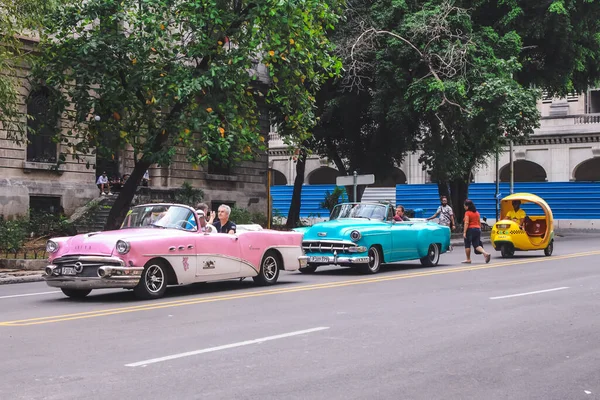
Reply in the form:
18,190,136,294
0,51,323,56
309,256,330,263
62,267,76,275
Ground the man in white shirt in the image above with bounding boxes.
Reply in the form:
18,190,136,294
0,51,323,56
426,196,455,229
96,171,112,196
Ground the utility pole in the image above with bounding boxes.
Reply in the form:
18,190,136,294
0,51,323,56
495,149,500,220
509,140,514,194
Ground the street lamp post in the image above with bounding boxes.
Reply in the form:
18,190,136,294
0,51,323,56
495,149,499,221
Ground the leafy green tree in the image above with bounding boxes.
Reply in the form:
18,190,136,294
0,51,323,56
27,0,343,229
310,0,600,220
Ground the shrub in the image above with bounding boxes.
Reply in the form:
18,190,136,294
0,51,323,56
0,217,28,252
175,182,204,207
320,186,346,213
229,207,268,227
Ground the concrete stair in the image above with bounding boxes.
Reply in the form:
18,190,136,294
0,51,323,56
73,196,117,233
360,187,396,204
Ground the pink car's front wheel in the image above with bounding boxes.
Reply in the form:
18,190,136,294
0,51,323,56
134,260,169,299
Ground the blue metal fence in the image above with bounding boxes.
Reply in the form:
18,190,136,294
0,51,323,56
271,182,600,219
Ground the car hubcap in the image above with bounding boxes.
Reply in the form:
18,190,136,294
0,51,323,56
146,265,164,293
263,256,277,280
369,248,379,270
429,245,438,262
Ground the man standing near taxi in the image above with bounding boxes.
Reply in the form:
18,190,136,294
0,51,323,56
212,204,237,234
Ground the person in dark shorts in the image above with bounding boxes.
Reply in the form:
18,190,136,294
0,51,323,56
212,204,236,234
462,199,491,264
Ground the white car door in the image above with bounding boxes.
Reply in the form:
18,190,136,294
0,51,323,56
195,233,242,280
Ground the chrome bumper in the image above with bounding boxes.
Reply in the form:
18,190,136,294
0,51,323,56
298,256,309,269
44,265,144,289
304,255,370,265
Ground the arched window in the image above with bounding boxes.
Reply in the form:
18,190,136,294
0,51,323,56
500,160,547,182
26,88,57,163
573,158,600,181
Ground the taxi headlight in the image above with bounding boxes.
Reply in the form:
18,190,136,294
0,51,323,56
46,240,59,253
116,240,130,255
496,224,510,230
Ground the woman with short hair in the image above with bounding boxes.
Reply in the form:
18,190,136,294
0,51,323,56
462,199,491,264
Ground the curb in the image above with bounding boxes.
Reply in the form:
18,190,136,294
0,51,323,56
0,273,44,285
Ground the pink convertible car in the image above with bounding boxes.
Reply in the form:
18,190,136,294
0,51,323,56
44,204,307,299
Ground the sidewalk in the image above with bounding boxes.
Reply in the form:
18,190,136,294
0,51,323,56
0,269,45,285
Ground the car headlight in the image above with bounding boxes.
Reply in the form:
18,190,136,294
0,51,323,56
350,230,361,242
116,240,130,255
496,224,510,230
46,240,59,253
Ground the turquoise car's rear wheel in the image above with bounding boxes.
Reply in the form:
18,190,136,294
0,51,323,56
420,243,440,267
360,246,382,274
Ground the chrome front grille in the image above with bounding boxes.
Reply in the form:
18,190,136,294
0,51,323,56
52,255,124,268
51,255,125,277
302,241,356,253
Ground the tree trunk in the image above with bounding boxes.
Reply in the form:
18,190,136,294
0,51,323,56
450,177,470,224
285,149,307,229
104,160,151,231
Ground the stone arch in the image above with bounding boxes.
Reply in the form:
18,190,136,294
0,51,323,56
374,168,407,186
573,158,600,181
499,160,547,182
269,169,287,185
307,167,342,184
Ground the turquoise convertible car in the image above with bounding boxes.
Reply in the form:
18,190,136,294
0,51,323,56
296,202,451,274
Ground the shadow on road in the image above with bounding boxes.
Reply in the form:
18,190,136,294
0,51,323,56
46,280,300,304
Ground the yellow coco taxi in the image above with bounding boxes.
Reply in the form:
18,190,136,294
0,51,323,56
491,193,554,258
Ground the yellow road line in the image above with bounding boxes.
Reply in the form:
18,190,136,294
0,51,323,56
1,250,599,327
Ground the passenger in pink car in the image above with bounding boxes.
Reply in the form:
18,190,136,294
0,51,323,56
212,204,236,234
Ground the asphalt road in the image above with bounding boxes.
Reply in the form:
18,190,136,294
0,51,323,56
1,235,599,400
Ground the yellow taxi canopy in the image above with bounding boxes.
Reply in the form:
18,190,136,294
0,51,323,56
500,193,553,220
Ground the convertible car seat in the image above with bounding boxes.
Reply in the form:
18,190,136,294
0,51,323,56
524,218,546,237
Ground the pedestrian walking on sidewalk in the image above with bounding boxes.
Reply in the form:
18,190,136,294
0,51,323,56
462,199,491,264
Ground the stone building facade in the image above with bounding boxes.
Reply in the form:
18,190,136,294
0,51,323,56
268,93,600,185
0,38,270,219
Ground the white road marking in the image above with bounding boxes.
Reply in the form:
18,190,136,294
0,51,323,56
0,291,60,300
490,287,569,300
125,326,330,367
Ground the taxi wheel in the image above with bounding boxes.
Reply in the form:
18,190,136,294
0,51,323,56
134,260,168,299
500,244,514,258
544,241,554,256
299,264,318,274
360,246,382,274
253,250,280,285
61,288,92,298
420,243,440,267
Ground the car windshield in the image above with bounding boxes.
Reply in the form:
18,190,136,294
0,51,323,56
330,203,388,220
120,205,197,231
